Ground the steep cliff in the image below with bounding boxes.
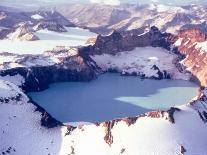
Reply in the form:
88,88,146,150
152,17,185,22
0,48,101,92
88,26,172,55
84,27,191,80
173,29,207,86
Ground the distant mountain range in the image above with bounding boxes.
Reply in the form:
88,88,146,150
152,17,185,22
1,0,207,8
0,9,74,40
1,3,207,37
55,3,207,34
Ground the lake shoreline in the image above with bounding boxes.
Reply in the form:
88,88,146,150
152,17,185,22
29,73,198,123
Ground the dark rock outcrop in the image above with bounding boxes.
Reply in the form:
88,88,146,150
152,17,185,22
0,94,22,104
98,121,115,146
166,107,181,123
86,26,172,55
0,54,99,92
180,145,187,154
33,21,67,32
28,96,63,128
41,112,62,128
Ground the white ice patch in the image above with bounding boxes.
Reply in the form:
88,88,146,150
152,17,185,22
31,14,44,20
0,27,97,54
174,38,183,47
0,40,85,54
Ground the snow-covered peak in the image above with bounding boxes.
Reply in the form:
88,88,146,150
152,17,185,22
31,14,44,20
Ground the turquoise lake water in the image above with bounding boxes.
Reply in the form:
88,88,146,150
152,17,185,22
29,73,198,123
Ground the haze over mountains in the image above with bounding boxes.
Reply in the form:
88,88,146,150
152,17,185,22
1,0,207,7
1,3,207,36
55,3,207,34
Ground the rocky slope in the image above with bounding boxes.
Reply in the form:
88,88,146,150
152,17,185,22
172,28,207,86
81,27,191,80
0,47,100,92
33,21,67,32
7,23,39,41
57,4,207,35
1,26,207,154
0,9,74,39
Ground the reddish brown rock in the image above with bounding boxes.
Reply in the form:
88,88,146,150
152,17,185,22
147,111,164,118
101,121,115,146
173,28,207,86
65,125,76,136
178,28,207,42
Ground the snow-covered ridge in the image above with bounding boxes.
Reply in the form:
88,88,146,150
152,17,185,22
0,48,79,70
0,78,64,155
172,28,207,86
57,3,207,34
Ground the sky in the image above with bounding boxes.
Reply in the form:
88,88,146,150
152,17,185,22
0,0,206,8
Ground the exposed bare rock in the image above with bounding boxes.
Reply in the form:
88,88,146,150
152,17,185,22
41,112,62,128
57,4,207,34
7,23,39,41
177,28,207,42
86,37,97,45
145,107,181,124
0,48,101,92
122,117,138,126
69,146,75,155
0,10,73,29
180,145,187,154
173,28,207,86
19,32,39,41
33,21,67,32
65,125,77,136
97,121,115,146
85,26,172,56
119,148,126,154
166,107,181,123
0,93,22,104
